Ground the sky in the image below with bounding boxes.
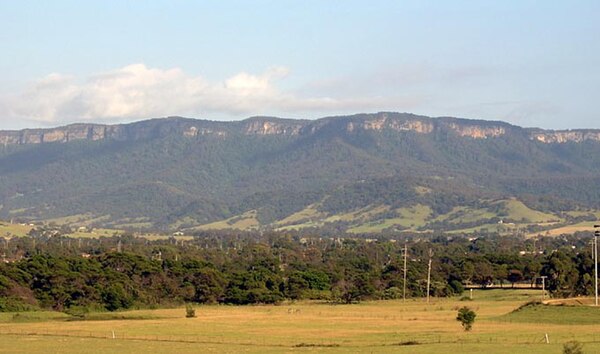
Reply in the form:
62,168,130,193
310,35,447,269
0,1,599,130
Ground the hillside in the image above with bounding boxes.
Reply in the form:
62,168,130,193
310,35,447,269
1,112,600,233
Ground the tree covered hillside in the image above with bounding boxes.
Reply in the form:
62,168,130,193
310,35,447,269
1,112,600,232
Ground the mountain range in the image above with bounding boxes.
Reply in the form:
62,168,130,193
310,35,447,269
1,112,600,234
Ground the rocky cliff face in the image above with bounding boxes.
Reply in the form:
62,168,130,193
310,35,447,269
0,124,122,146
529,130,600,143
1,113,599,146
347,113,434,134
445,122,506,139
244,119,304,136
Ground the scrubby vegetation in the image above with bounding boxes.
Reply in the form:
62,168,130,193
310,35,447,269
456,306,476,331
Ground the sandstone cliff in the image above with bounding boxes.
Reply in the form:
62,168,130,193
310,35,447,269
1,113,598,146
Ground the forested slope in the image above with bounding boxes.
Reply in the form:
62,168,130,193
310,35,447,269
1,112,600,232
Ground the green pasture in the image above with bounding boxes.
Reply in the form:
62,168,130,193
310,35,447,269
0,222,34,238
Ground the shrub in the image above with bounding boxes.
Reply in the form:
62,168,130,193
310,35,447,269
382,287,402,300
456,306,476,331
448,280,464,295
185,304,196,318
101,284,133,311
563,341,583,354
0,296,36,312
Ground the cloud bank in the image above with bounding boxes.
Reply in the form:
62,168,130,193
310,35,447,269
1,64,411,126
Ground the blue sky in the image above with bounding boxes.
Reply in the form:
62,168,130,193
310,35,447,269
0,1,598,129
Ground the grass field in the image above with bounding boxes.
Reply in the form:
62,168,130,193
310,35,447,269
499,199,560,223
0,290,599,353
27,198,592,237
432,206,494,224
348,204,432,233
529,220,599,238
65,228,122,239
190,210,260,231
0,222,33,238
193,198,590,236
275,204,327,226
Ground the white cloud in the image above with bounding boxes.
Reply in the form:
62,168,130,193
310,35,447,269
1,63,418,126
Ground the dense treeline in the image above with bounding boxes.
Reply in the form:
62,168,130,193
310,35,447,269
0,230,597,312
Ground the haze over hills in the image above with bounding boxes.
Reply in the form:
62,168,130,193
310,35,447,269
1,112,600,234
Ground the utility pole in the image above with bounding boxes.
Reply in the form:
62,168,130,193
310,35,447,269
426,248,433,304
403,243,408,302
540,276,547,301
594,225,600,306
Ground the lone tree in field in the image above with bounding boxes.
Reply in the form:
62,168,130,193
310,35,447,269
456,306,476,331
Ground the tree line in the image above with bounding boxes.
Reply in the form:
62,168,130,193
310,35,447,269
0,229,597,312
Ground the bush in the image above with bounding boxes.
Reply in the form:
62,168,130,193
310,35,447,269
456,306,476,331
382,287,402,300
101,284,133,311
448,280,464,295
563,341,583,354
0,296,36,312
185,304,196,318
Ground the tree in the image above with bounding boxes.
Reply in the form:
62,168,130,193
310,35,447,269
460,261,475,285
494,264,508,288
101,283,133,311
472,260,494,288
542,251,579,297
456,306,476,331
507,269,523,288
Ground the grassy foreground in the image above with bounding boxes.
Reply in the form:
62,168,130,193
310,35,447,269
0,290,599,353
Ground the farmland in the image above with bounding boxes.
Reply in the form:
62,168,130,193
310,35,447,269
0,290,599,353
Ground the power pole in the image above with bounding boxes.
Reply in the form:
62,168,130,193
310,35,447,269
426,248,433,304
594,225,599,306
540,276,547,301
403,243,408,302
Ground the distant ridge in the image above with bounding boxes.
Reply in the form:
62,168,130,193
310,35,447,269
2,112,600,146
1,112,600,233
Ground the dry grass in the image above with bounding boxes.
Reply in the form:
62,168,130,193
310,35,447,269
325,204,390,223
529,221,597,237
1,290,600,353
348,204,431,233
500,199,560,223
0,222,33,238
191,210,260,231
275,204,326,226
